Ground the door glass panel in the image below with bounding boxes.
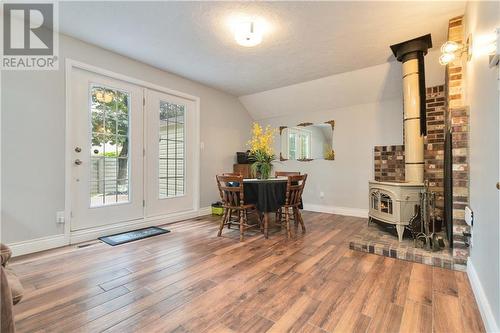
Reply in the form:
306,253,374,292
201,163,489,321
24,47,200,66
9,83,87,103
90,86,130,206
159,101,185,198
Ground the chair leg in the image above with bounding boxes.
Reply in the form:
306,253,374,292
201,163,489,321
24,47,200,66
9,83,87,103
227,209,232,229
297,209,306,232
239,210,244,242
293,208,299,228
218,208,228,236
285,208,291,239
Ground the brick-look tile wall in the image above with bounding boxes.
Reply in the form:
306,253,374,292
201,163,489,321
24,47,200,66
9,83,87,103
425,86,446,217
374,85,447,215
445,16,470,255
447,16,465,109
374,145,405,182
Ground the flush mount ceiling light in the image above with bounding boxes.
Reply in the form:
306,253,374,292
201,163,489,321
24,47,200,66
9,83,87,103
232,19,265,47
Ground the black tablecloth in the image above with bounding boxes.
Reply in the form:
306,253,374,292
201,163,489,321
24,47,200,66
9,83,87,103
244,180,288,213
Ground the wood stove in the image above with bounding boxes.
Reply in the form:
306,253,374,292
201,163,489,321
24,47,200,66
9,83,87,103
369,181,423,241
369,35,432,242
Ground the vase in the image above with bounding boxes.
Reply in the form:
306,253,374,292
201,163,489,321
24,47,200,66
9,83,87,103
257,163,272,180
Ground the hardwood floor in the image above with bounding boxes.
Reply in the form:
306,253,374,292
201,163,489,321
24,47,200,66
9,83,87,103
10,212,485,333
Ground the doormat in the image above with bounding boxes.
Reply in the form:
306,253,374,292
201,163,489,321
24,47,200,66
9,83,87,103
98,226,170,246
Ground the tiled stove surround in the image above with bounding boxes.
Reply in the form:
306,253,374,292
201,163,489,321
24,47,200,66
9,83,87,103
374,85,447,219
373,145,405,182
349,225,465,271
446,16,470,258
365,16,472,267
425,85,447,218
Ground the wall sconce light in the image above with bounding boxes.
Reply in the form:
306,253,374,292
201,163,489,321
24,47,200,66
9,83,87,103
439,36,472,65
488,28,499,67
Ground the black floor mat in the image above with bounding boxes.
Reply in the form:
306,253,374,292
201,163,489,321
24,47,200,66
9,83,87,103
98,226,170,246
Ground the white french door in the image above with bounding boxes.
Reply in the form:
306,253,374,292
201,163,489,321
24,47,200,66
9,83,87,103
145,90,197,217
70,66,198,232
70,68,144,231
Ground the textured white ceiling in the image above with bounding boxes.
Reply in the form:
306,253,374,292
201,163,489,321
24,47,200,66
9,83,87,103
59,1,465,96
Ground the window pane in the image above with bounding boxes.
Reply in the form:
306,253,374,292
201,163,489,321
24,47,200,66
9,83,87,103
159,101,185,198
90,85,130,207
104,180,118,204
117,179,129,204
90,157,103,183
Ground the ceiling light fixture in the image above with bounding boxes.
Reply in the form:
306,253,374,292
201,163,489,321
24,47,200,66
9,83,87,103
233,20,264,47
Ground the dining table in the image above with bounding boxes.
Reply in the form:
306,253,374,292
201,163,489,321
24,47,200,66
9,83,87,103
242,177,302,238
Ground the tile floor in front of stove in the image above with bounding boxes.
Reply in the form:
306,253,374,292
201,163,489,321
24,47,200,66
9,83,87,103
349,220,466,271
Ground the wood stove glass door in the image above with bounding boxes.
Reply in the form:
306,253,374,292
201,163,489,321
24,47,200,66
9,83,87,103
371,191,379,211
380,193,393,215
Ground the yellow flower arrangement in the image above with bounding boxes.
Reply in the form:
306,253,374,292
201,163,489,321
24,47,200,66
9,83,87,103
248,123,276,155
247,123,277,179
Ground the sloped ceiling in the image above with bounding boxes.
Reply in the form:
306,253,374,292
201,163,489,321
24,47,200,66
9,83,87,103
59,1,464,96
239,49,444,120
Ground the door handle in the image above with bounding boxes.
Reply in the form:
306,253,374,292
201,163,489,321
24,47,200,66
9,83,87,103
75,146,82,153
74,159,83,165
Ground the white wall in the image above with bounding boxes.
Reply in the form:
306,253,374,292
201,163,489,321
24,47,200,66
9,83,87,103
1,33,253,244
464,1,500,331
246,50,444,215
261,99,403,215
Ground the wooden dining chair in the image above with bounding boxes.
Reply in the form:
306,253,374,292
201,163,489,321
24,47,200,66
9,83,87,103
216,175,261,241
220,173,242,223
275,171,300,177
275,171,301,223
277,174,308,239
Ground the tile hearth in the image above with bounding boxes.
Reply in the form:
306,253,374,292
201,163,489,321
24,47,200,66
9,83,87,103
349,222,467,271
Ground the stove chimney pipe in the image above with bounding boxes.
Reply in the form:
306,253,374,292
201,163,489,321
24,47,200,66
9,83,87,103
390,34,432,183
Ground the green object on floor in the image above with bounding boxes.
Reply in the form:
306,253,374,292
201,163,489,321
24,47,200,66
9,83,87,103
211,203,224,216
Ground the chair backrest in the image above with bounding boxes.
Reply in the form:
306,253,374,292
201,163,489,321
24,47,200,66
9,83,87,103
285,174,307,206
216,175,244,208
275,171,300,177
222,172,242,176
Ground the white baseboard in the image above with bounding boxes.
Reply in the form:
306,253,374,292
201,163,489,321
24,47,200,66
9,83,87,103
9,207,212,257
8,234,68,257
70,208,210,244
467,259,500,333
303,203,368,218
198,206,212,216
